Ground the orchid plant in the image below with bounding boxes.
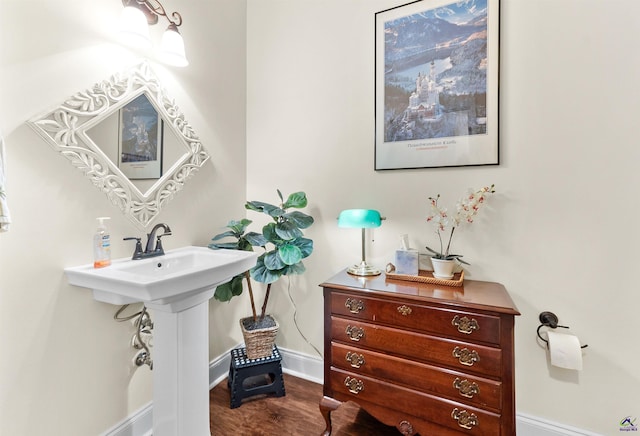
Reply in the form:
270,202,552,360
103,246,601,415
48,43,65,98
425,184,495,264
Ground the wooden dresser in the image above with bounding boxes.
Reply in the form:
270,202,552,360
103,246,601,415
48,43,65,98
319,270,520,436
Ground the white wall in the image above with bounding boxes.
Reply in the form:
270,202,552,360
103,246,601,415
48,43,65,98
0,1,248,435
246,0,640,435
2,0,639,435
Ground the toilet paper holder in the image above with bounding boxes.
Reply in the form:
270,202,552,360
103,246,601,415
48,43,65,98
537,311,588,349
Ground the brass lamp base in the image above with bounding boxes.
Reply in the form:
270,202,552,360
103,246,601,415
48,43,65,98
347,261,381,277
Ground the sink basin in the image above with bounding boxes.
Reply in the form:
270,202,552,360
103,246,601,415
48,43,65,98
65,246,258,306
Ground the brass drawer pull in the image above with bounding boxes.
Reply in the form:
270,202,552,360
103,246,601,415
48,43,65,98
451,408,479,429
397,305,412,316
452,315,479,334
452,346,480,366
345,351,365,368
344,376,364,395
453,378,480,398
345,298,364,314
345,325,365,342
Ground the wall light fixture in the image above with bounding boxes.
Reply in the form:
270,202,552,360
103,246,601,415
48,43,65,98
119,0,189,67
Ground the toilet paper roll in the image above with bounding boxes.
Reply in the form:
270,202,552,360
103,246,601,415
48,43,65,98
547,330,583,370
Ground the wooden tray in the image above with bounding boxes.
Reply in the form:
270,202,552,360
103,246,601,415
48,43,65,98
385,267,464,287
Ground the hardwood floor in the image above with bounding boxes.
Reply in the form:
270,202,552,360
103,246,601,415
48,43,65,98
210,373,402,435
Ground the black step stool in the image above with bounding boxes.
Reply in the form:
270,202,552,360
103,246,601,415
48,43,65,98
227,345,285,409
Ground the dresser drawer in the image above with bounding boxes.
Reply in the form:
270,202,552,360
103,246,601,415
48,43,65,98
331,291,501,345
331,342,502,410
331,316,502,377
330,367,500,435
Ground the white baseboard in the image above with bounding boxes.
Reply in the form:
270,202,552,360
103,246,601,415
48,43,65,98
104,346,597,436
208,344,234,389
101,402,152,436
516,412,604,436
279,346,324,384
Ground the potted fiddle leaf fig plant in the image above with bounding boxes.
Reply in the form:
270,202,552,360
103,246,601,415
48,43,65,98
209,189,314,359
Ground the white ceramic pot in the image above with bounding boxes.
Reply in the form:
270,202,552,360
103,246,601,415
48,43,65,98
431,257,456,279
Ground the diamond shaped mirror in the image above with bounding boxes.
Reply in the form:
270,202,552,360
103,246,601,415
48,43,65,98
28,62,209,229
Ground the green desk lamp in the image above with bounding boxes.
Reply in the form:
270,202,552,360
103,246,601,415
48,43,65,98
338,209,383,276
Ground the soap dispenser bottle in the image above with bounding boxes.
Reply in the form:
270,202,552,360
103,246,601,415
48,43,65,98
93,217,111,268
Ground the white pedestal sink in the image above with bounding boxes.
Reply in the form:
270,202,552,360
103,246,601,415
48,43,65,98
65,246,258,436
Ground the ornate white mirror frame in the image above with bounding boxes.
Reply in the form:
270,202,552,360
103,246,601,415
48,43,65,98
27,62,209,229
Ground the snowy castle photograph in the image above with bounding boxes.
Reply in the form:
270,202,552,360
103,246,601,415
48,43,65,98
382,0,490,143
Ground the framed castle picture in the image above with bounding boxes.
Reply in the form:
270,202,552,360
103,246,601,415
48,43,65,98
375,0,500,170
118,93,163,180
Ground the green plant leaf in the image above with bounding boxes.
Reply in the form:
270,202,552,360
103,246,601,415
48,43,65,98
210,218,254,248
277,243,303,265
245,201,284,218
291,237,313,259
228,219,252,234
245,231,267,247
208,242,240,250
282,191,308,209
283,261,306,275
425,246,472,265
284,211,314,229
210,230,237,242
264,250,286,270
262,222,282,244
274,220,302,240
213,274,244,302
250,255,282,284
237,239,254,251
230,274,245,296
214,283,233,302
425,246,441,256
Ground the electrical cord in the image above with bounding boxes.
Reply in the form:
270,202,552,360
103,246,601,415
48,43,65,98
286,277,322,358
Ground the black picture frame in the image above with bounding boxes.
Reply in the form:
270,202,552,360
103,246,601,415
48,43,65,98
375,0,500,170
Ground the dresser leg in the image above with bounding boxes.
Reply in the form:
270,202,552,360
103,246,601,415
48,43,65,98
319,396,341,436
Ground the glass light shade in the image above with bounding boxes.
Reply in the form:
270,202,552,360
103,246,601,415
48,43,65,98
159,27,189,67
119,6,152,49
338,209,382,229
338,209,383,276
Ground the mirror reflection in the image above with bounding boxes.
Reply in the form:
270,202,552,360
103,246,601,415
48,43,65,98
28,62,209,229
86,95,189,197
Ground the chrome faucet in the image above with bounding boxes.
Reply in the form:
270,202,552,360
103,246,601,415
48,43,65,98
124,223,172,260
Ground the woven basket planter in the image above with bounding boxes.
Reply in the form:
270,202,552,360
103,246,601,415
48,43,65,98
240,315,279,360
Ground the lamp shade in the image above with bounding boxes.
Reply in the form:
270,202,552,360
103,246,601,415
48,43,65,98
159,26,189,67
119,6,152,49
338,209,382,229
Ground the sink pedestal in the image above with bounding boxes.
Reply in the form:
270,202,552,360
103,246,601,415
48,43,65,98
146,289,214,436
